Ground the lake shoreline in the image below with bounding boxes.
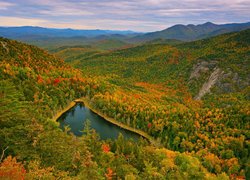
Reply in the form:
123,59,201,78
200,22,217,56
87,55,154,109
52,101,77,122
53,97,159,146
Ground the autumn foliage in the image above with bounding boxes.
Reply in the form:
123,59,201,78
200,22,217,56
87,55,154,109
105,167,114,180
0,156,26,180
0,30,249,179
102,144,110,153
53,78,60,85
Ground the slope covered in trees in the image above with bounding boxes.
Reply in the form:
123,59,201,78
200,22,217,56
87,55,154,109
68,29,250,96
0,37,232,179
54,30,250,178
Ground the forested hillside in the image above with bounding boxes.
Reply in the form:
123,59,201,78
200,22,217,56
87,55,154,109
0,37,235,179
66,29,250,97
53,30,250,179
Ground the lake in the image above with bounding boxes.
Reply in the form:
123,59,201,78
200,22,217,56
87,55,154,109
57,103,141,140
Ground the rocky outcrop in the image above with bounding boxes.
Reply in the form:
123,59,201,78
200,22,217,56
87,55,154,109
189,59,249,100
1,41,9,53
217,69,250,93
194,68,224,100
189,60,217,80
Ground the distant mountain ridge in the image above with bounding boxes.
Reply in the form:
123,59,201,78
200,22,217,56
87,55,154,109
130,22,250,42
0,26,138,39
1,22,249,49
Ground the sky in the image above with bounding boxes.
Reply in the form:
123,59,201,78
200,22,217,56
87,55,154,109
0,0,249,32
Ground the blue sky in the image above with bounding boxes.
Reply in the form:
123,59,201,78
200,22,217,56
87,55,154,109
0,0,249,32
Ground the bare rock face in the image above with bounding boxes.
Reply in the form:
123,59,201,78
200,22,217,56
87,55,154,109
189,60,217,80
194,68,224,100
190,59,249,100
1,41,9,53
217,70,236,93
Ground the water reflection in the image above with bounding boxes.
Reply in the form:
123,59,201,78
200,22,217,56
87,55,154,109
57,103,141,141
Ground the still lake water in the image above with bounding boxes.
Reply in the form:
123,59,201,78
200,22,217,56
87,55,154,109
57,103,141,140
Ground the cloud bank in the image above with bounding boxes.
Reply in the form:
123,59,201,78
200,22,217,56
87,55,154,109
0,0,249,31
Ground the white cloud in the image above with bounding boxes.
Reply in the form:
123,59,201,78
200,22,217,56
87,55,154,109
68,18,169,32
38,8,93,16
0,1,15,10
0,0,250,31
41,22,97,30
144,0,166,5
0,16,47,26
0,16,97,29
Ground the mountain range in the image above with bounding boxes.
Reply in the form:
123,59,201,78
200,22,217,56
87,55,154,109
130,22,250,42
0,26,138,39
1,22,250,43
0,22,249,50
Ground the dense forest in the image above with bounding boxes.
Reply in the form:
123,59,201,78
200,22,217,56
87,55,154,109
0,30,249,179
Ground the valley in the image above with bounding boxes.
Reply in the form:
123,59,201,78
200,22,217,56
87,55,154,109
0,26,249,179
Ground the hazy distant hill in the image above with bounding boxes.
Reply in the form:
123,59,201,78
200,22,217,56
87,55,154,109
0,26,139,50
130,22,250,42
1,22,249,51
0,26,138,39
12,35,132,51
